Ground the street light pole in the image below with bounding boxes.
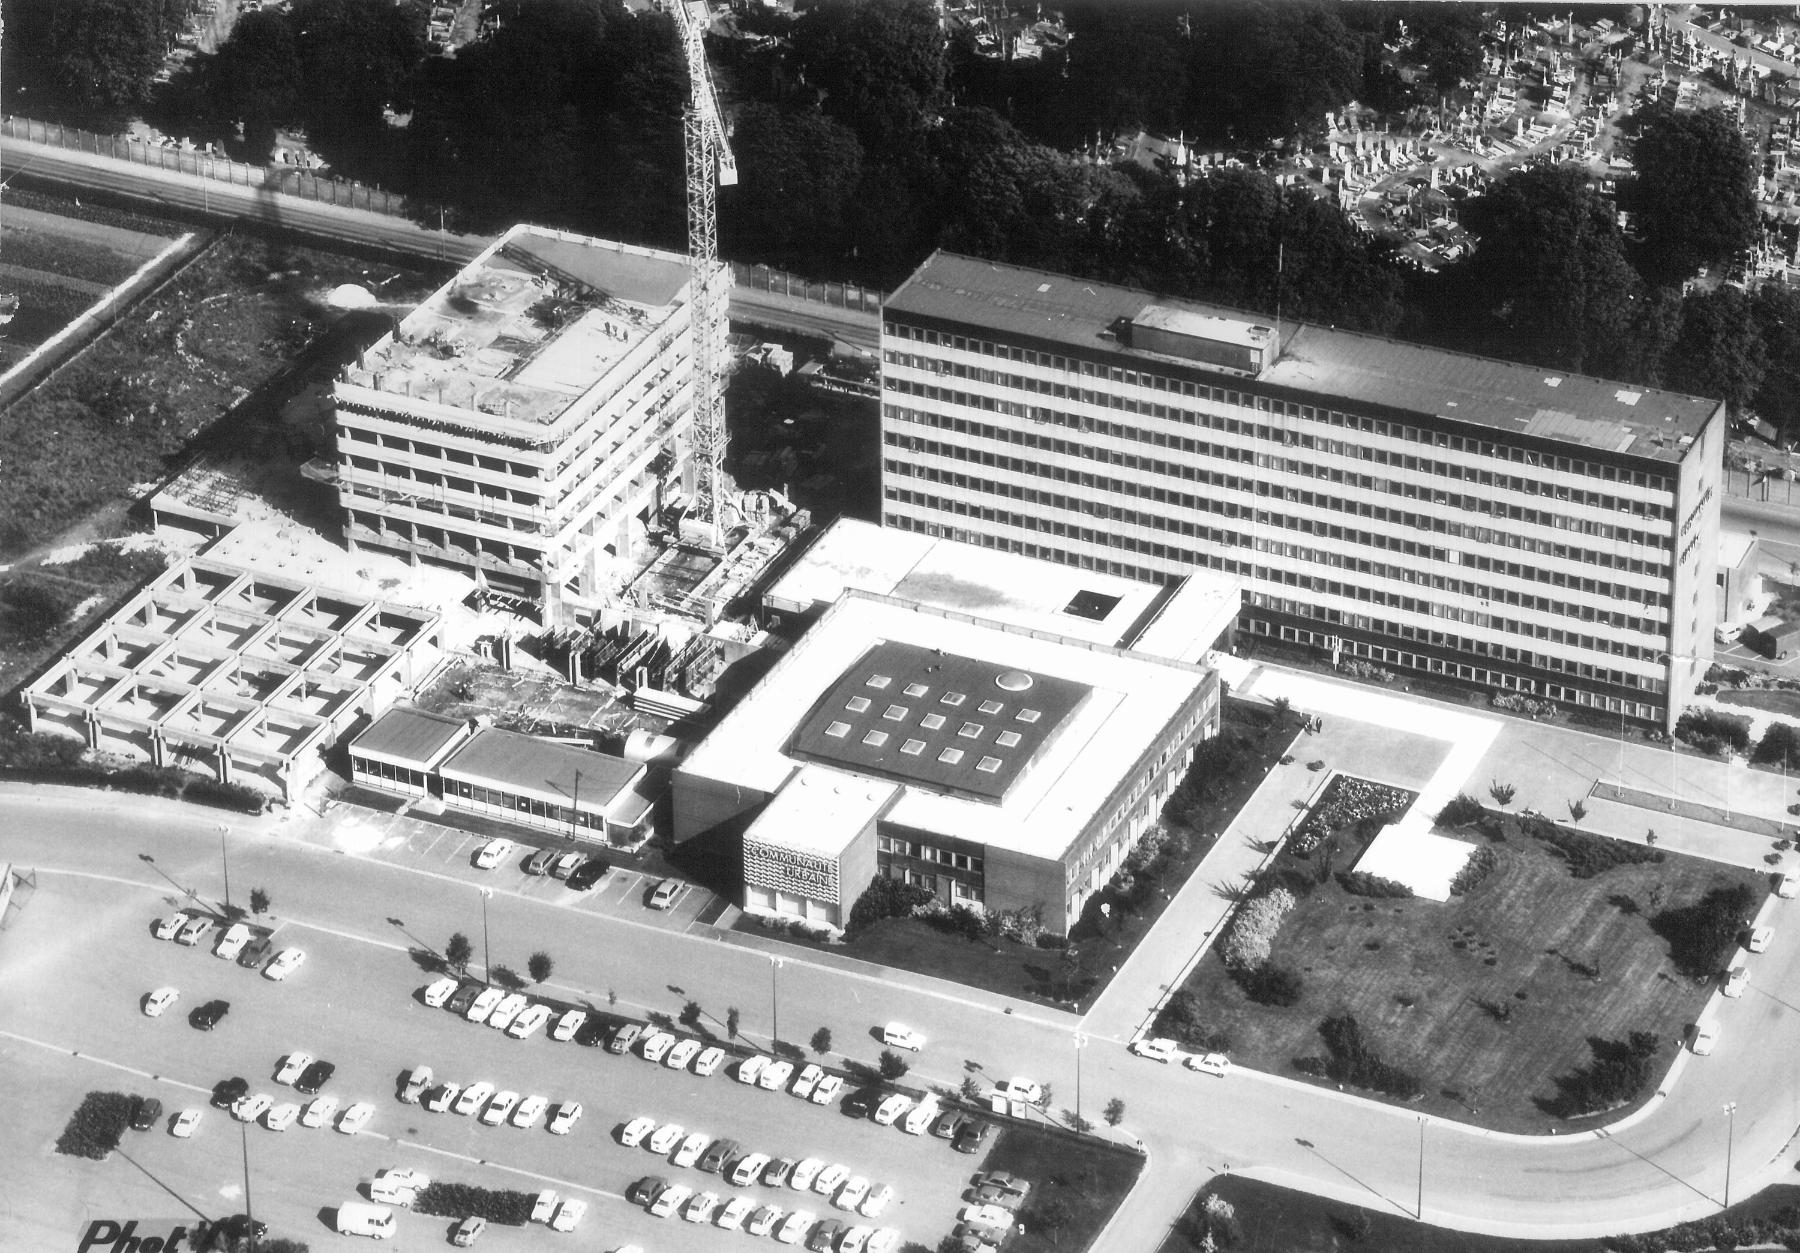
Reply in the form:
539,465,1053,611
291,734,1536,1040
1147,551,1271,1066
240,1117,256,1252
1417,1116,1426,1220
219,825,232,913
1073,1032,1088,1135
769,956,783,1048
480,888,493,984
1724,1101,1737,1208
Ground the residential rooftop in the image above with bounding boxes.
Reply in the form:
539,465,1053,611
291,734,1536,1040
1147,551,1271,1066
885,250,1722,461
340,223,691,430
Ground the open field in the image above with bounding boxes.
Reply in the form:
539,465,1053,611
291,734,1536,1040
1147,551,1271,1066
1171,812,1763,1133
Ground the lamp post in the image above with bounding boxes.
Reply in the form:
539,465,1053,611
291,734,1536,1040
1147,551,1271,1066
769,956,783,1048
479,888,493,984
1416,1116,1426,1220
218,824,232,913
1073,1032,1088,1135
1724,1101,1738,1208
240,1117,257,1252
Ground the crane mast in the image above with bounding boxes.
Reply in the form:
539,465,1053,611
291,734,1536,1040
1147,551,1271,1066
675,0,736,544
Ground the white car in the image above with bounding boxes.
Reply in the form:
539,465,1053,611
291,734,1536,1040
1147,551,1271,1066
551,851,584,880
453,1081,496,1116
480,1090,521,1126
694,1046,727,1076
999,1077,1043,1104
511,1095,549,1129
666,1038,702,1070
274,1052,314,1086
859,1184,893,1219
759,1059,795,1092
640,1031,677,1063
683,1191,721,1223
1692,1019,1721,1056
171,1108,203,1138
508,1004,552,1039
552,1009,587,1042
881,1022,925,1051
301,1095,339,1128
809,1075,844,1106
423,976,459,1008
1130,1036,1178,1062
1186,1052,1231,1078
531,1190,560,1223
867,1230,900,1253
748,1205,785,1237
550,1199,587,1232
836,1176,871,1212
547,1101,582,1135
231,1093,272,1122
474,838,517,869
264,948,306,981
143,986,180,1018
465,987,504,1022
487,993,530,1030
673,1131,712,1169
840,1228,873,1253
775,1209,816,1244
620,1116,657,1147
872,1094,911,1126
791,1064,824,1099
214,923,253,961
1780,872,1800,900
263,1102,300,1132
1749,925,1775,953
337,1102,375,1134
423,1082,462,1114
731,1152,773,1187
650,1184,692,1219
736,1055,768,1085
717,1196,755,1230
1724,963,1749,997
153,912,191,941
648,1122,686,1155
175,915,213,946
902,1100,938,1135
813,1164,851,1196
790,1158,825,1191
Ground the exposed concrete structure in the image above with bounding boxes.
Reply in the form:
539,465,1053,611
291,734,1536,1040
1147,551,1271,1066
23,545,445,801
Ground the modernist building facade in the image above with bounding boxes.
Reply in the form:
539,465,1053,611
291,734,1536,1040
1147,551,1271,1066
879,251,1728,728
333,223,730,626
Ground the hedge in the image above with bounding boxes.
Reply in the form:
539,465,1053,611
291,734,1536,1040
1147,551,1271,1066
1334,871,1413,899
1526,817,1664,878
1300,1015,1420,1100
1449,845,1499,896
1220,887,1296,970
412,1182,534,1225
56,1091,135,1160
0,728,268,813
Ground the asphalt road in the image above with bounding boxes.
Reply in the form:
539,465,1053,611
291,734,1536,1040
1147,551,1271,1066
10,778,1800,1249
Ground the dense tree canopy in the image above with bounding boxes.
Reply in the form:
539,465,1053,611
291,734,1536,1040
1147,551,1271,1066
6,0,191,118
289,0,427,151
1623,105,1759,286
1752,286,1800,438
723,103,863,268
196,10,300,156
1664,286,1765,411
788,0,946,155
1183,0,1363,146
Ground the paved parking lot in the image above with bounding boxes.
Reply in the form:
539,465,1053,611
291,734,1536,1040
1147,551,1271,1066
1,873,1003,1251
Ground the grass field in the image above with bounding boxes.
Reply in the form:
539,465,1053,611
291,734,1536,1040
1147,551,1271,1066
1175,816,1763,1133
1718,687,1800,719
980,1123,1143,1253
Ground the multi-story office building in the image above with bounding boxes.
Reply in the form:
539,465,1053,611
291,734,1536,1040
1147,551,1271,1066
333,224,729,626
880,251,1727,728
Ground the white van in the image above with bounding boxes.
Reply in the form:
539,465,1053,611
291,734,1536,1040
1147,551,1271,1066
336,1202,396,1238
902,1094,939,1135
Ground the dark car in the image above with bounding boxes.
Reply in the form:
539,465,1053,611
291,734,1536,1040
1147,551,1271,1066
953,1119,992,1154
524,848,557,876
806,1219,847,1252
974,1183,1027,1210
696,1138,740,1174
237,934,274,969
628,1176,667,1207
933,1110,968,1140
567,858,610,891
130,1096,163,1131
762,1157,797,1188
574,1016,609,1047
444,984,482,1016
190,1000,230,1031
295,1060,336,1095
211,1077,249,1109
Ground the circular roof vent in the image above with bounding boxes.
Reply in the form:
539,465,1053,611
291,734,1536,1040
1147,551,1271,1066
995,670,1034,692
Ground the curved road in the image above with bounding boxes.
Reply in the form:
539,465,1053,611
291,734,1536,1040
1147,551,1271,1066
5,782,1800,1248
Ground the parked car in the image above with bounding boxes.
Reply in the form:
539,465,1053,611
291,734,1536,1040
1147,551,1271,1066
694,1046,727,1076
881,1023,924,1051
860,1184,894,1219
301,1096,339,1128
836,1176,871,1212
211,1077,249,1110
650,1184,692,1219
760,1059,795,1092
736,1055,769,1085
445,984,482,1016
465,988,504,1023
791,1064,824,1100
423,978,459,1008
648,1122,686,1155
525,848,557,876
697,1137,740,1173
567,858,609,891
474,838,517,869
748,1204,786,1237
451,1216,485,1247
790,1158,825,1191
191,999,230,1031
648,878,683,909
763,1157,798,1188
953,1119,992,1154
717,1196,756,1231
487,993,529,1030
620,1116,657,1147
453,1081,496,1116
776,1209,817,1245
997,1077,1043,1104
873,1094,911,1126
171,1108,203,1138
807,1218,847,1252
399,1066,433,1104
673,1131,712,1169
1779,872,1799,900
423,1082,462,1114
640,1031,677,1063
1748,925,1775,953
550,1199,587,1232
902,1098,938,1135
1186,1052,1231,1078
933,1110,969,1139
809,1074,844,1106
1691,1019,1721,1055
730,1151,772,1187
551,851,584,880
175,915,214,947
531,1190,561,1224
274,1052,314,1086
512,1094,549,1129
231,1093,273,1123
295,1060,335,1095
130,1096,164,1132
264,948,306,980
237,935,275,969
608,1022,644,1055
1129,1037,1178,1062
667,1038,702,1070
552,1009,587,1042
263,1102,299,1132
480,1090,521,1126
1723,963,1749,997
813,1164,851,1197
154,912,191,941
508,1004,552,1040
547,1101,582,1135
143,987,180,1018
337,1102,375,1134
214,923,253,961
683,1191,722,1223
628,1176,668,1207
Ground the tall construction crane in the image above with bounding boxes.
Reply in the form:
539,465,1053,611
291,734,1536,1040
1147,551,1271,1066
673,0,737,545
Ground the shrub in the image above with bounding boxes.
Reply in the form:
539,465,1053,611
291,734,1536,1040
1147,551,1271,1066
990,903,1044,945
1755,722,1800,770
55,1091,134,1160
412,1182,534,1225
1529,820,1664,878
1232,962,1303,1006
878,1050,910,1081
1221,887,1297,970
1675,707,1752,753
527,952,553,983
1315,1015,1420,1099
1449,845,1499,896
1035,932,1069,949
1335,871,1413,899
1651,883,1757,977
1547,1031,1660,1117
846,876,933,934
1437,793,1486,827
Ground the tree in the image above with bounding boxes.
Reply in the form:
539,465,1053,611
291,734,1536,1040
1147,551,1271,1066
1663,285,1765,412
445,932,473,973
196,9,302,157
810,1027,833,1055
960,1075,983,1101
527,951,554,983
1034,1082,1053,1109
1568,799,1588,826
249,887,271,916
1488,781,1515,809
1103,1096,1126,1126
1182,0,1363,146
726,1007,741,1039
1406,4,1486,98
1624,105,1759,287
289,0,428,155
1752,285,1800,443
789,0,948,156
724,103,864,271
878,1049,910,1081
1755,722,1800,771
7,0,186,119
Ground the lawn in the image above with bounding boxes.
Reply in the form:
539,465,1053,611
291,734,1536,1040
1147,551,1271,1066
1161,1175,1800,1253
1718,687,1800,719
736,698,1301,1010
979,1123,1143,1253
1166,809,1763,1133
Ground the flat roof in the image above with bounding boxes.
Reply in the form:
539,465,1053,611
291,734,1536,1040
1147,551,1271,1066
440,728,643,811
682,592,1211,861
885,250,1722,461
744,764,900,860
351,706,469,769
791,641,1089,802
766,519,1237,657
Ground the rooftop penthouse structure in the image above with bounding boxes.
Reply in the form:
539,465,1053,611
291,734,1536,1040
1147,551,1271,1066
333,223,730,626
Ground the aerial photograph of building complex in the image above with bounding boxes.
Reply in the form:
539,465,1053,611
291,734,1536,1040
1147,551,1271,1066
9,1,1800,1250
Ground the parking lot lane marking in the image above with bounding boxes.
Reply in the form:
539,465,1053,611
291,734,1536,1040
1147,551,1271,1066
0,1028,212,1096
